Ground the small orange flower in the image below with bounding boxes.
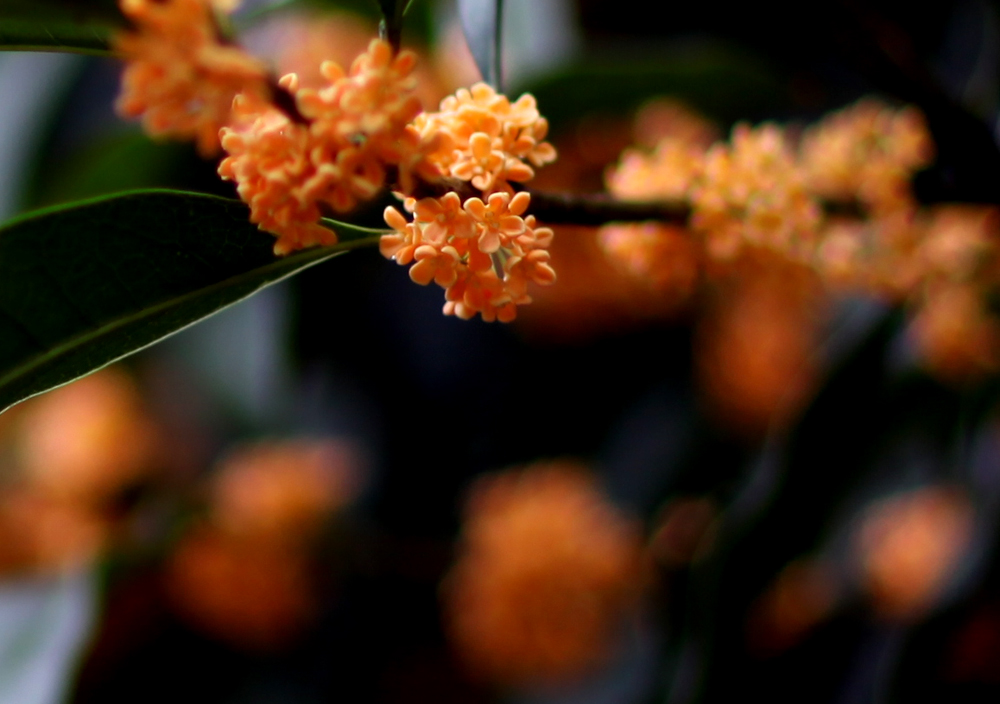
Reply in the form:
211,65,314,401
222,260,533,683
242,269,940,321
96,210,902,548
451,132,506,191
413,191,475,243
909,283,1000,382
380,202,422,263
696,265,822,435
409,244,462,287
0,489,108,575
463,191,529,253
747,558,840,653
166,526,317,651
607,138,704,202
295,38,429,211
598,222,701,305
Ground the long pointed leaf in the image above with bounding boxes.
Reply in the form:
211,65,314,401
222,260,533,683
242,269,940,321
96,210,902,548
0,1,121,54
0,189,383,415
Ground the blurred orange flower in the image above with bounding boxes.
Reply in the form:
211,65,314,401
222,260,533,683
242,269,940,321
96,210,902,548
17,368,159,508
747,558,840,654
443,461,644,685
856,486,974,620
649,496,719,567
0,489,108,575
210,438,359,543
114,0,268,156
696,262,822,436
165,526,317,651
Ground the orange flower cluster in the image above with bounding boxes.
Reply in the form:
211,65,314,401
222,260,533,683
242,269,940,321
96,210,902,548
382,191,556,321
114,0,268,156
0,369,160,574
217,88,335,255
414,83,557,194
218,39,429,254
380,84,558,321
166,438,358,650
607,130,703,203
603,98,1000,383
210,439,359,543
801,99,933,212
114,2,558,318
692,125,822,261
443,461,643,684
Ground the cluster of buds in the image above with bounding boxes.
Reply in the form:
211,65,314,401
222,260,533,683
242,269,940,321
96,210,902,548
603,98,1000,382
113,0,558,321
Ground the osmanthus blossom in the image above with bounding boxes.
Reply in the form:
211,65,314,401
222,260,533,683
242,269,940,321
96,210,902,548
599,96,1000,382
690,123,822,263
0,368,161,575
218,84,337,256
218,38,436,254
114,0,268,156
383,192,556,322
415,82,557,195
112,0,559,320
166,439,360,651
800,99,934,213
855,486,974,620
378,84,561,321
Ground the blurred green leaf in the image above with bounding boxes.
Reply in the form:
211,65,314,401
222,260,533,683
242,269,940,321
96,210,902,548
458,0,502,88
28,132,204,209
522,43,788,131
0,0,122,54
0,189,384,415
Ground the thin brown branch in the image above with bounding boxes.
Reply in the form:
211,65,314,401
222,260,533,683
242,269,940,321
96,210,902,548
385,171,867,228
526,191,689,226
387,168,692,225
268,75,309,125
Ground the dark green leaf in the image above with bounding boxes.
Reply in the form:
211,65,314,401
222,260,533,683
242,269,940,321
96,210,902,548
458,0,502,89
0,0,122,54
0,189,384,415
374,0,413,50
522,44,787,130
